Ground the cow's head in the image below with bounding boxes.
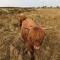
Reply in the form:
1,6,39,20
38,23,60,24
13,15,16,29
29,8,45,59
16,13,27,27
28,26,45,50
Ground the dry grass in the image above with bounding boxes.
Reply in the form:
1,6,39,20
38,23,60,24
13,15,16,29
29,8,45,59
0,8,60,60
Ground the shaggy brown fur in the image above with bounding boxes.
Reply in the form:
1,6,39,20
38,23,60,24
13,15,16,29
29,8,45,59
17,13,45,60
27,26,45,49
21,18,36,41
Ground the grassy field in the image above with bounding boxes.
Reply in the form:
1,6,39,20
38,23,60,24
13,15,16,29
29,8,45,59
0,8,60,60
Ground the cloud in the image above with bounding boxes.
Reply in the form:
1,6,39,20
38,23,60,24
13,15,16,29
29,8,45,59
0,0,60,7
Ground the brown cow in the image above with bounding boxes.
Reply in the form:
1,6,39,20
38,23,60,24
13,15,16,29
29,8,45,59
17,13,45,60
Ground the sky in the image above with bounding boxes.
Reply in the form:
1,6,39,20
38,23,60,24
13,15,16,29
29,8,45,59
0,0,60,7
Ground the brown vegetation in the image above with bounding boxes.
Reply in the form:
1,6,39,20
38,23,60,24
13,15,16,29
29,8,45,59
0,8,60,60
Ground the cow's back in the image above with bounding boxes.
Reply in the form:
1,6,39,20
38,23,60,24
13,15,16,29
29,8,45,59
21,18,35,42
